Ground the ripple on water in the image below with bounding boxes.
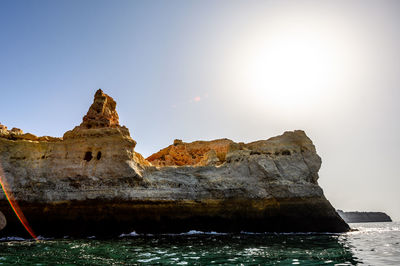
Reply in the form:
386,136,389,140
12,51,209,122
0,222,398,265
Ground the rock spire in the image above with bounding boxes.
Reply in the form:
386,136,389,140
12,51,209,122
80,89,120,129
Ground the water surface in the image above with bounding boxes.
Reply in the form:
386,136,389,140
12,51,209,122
0,222,399,265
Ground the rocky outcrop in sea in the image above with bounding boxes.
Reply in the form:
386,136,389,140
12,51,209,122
0,89,349,237
337,210,392,223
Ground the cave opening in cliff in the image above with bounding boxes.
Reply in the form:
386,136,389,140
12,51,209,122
84,151,93,162
96,151,102,160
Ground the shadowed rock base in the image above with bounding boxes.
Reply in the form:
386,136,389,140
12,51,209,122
0,198,348,237
0,211,6,231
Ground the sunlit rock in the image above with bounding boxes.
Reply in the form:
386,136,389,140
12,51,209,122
0,89,349,237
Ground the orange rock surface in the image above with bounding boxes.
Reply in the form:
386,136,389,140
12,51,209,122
80,89,120,129
147,138,234,166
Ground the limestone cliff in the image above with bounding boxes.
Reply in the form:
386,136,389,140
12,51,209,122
0,90,349,237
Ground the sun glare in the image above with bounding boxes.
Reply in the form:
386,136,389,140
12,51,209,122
228,16,364,116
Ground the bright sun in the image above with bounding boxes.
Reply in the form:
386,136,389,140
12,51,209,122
228,16,364,115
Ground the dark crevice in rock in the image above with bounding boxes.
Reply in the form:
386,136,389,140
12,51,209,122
84,151,93,162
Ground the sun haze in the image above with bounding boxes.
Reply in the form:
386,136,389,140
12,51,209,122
0,0,399,220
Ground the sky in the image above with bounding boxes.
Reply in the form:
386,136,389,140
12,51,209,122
0,0,399,220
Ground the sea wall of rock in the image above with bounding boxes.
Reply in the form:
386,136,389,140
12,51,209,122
0,90,349,237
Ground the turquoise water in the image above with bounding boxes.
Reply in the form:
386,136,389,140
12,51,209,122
0,222,399,265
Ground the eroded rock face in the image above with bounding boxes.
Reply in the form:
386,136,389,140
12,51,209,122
0,211,6,231
0,89,349,237
0,123,61,142
10,128,23,134
147,138,234,166
81,89,120,129
0,123,7,131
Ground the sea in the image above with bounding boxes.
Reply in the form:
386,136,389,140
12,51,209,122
0,222,398,265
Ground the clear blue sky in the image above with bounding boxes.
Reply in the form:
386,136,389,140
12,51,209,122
1,0,399,220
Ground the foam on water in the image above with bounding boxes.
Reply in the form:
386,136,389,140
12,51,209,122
118,230,228,237
117,230,339,238
179,230,227,235
118,231,139,237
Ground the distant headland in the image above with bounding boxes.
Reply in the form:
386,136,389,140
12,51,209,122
0,89,349,237
337,210,392,223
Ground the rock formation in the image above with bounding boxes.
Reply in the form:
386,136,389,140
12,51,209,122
80,89,120,129
147,138,234,166
0,89,349,237
0,123,60,142
337,210,392,223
